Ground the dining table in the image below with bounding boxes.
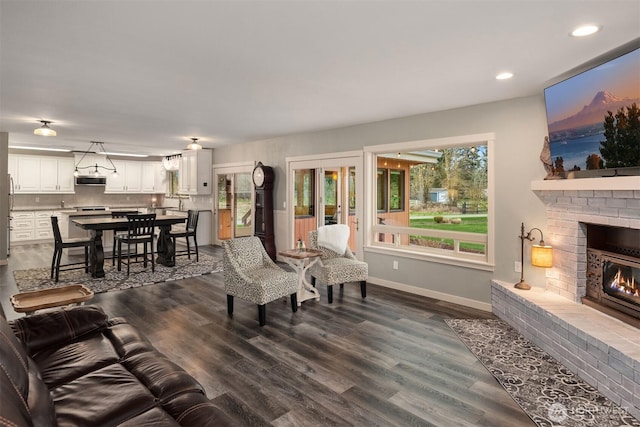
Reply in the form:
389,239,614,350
71,215,187,278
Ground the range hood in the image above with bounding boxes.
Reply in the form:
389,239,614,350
75,176,107,186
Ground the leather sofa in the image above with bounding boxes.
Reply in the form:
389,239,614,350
1,305,232,426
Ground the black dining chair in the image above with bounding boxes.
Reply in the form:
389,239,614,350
51,216,94,282
111,210,139,265
169,210,200,263
115,213,156,275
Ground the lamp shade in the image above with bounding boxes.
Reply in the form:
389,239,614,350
531,244,553,268
34,120,56,136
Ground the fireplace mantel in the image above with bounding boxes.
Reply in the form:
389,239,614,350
531,176,640,191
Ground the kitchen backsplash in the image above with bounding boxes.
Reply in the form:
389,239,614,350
13,186,214,211
13,186,166,210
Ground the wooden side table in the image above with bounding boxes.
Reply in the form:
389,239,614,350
279,248,323,306
11,284,94,315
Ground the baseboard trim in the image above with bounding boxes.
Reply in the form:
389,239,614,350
368,276,492,312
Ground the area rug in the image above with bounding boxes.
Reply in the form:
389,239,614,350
13,253,223,295
445,318,640,427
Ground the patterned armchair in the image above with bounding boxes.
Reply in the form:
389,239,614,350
222,237,298,326
308,230,368,304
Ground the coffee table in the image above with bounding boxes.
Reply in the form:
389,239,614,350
278,248,323,306
11,284,94,315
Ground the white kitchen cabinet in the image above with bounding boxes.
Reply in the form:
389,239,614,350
35,211,54,240
40,157,75,193
141,162,166,193
14,156,41,193
10,211,35,242
9,155,75,194
105,160,142,193
178,150,211,195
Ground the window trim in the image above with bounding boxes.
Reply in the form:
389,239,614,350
363,133,495,271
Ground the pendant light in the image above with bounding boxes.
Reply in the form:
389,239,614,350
34,120,57,136
186,137,202,150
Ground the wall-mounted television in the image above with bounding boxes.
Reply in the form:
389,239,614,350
544,46,639,177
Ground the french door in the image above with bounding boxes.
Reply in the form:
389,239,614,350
213,164,254,245
287,152,363,258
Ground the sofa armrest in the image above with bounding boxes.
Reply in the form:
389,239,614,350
10,305,109,355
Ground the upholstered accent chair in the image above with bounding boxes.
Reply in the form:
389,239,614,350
308,229,368,304
222,236,298,326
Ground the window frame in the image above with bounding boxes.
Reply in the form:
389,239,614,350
363,133,495,271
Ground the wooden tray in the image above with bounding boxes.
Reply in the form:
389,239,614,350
11,284,94,313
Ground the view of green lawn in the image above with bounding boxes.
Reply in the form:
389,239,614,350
409,215,488,254
409,215,487,233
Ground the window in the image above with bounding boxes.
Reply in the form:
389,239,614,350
376,169,387,212
294,169,314,217
366,133,494,269
389,170,404,211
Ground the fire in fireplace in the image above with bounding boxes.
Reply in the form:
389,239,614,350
586,249,640,327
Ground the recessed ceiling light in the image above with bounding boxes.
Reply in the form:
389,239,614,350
96,151,148,158
496,72,514,80
571,25,600,37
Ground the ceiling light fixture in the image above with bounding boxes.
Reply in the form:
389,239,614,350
496,72,514,80
571,25,600,37
73,141,118,178
186,137,202,150
34,120,57,136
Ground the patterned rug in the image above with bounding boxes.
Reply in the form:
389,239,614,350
13,253,223,295
445,318,640,427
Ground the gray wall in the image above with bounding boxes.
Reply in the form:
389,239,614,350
213,95,551,306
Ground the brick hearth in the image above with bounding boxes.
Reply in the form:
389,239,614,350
491,177,640,420
492,281,640,420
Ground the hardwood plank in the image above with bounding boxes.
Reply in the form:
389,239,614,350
1,243,536,426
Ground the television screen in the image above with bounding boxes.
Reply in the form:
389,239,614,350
544,48,640,175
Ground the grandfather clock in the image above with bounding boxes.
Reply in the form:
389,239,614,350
252,162,276,260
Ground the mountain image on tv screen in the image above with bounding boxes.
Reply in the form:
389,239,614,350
544,48,639,173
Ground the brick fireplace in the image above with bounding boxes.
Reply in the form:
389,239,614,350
492,176,640,420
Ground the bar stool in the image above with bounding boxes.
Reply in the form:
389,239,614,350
115,214,156,275
51,216,94,282
111,210,139,265
169,210,199,262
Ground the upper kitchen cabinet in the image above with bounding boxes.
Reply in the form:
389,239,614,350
106,160,165,194
105,160,141,193
178,150,211,195
9,154,75,194
141,162,167,194
40,157,75,193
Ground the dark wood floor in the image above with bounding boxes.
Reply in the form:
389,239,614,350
1,243,534,426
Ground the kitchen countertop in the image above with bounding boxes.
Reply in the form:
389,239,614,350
12,206,212,214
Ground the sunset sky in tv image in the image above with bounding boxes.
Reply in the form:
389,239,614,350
545,49,640,124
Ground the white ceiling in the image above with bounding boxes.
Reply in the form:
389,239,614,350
1,1,639,156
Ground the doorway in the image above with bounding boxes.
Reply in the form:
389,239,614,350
287,152,363,257
214,164,254,244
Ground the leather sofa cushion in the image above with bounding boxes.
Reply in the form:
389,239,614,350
51,363,159,426
11,305,109,354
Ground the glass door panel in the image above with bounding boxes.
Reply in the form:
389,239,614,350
234,173,252,237
293,168,317,248
217,174,232,240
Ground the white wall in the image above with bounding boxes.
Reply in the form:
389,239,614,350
213,94,551,306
